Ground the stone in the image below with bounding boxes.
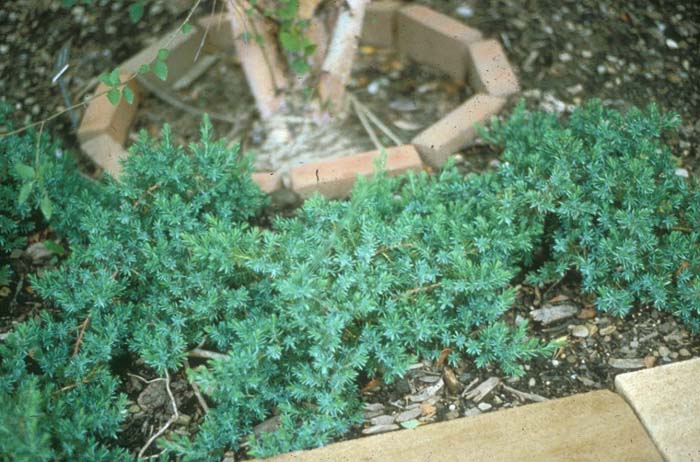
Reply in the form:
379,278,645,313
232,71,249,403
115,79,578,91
121,25,205,89
370,415,396,426
396,5,482,82
412,94,505,168
255,391,661,462
290,145,423,200
465,39,520,97
609,358,646,369
615,358,700,461
569,325,589,338
477,402,492,411
361,1,401,48
529,303,578,325
252,171,283,194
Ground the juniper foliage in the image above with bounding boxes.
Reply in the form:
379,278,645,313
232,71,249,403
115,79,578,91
1,102,697,460
0,103,92,285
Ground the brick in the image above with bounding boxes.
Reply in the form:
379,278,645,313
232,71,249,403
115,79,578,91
197,13,235,52
412,94,505,168
120,25,205,88
397,5,482,82
255,391,661,462
252,171,283,194
466,39,520,97
290,145,423,200
615,358,700,461
77,72,140,146
360,1,401,48
80,132,129,179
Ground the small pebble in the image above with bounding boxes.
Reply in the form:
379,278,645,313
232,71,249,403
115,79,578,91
658,346,671,357
679,348,691,357
528,378,536,387
455,5,474,18
569,325,589,338
477,402,492,411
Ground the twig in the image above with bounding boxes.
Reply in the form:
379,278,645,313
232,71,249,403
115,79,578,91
136,77,238,124
348,94,403,146
188,347,228,361
402,282,442,297
138,371,179,459
185,360,210,413
52,368,98,396
132,184,161,208
127,373,165,385
351,97,382,150
502,384,548,403
72,315,91,357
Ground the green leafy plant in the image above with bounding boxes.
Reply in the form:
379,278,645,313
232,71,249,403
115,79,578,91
483,100,700,330
0,103,93,284
1,101,697,461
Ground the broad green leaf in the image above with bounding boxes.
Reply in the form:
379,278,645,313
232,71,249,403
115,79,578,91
109,68,121,86
107,88,121,105
138,63,150,74
290,58,309,74
279,31,302,52
122,86,135,105
182,23,193,35
44,240,65,256
153,60,168,81
40,195,53,221
128,1,144,23
18,181,34,205
98,73,112,86
157,48,170,61
278,0,298,20
15,162,35,181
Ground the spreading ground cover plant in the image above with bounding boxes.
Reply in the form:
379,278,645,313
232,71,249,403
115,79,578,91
0,103,93,285
1,101,698,461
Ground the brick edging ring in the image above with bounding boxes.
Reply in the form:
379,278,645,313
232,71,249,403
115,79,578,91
78,1,520,199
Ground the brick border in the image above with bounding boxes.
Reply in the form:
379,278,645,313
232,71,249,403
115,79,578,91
78,3,519,197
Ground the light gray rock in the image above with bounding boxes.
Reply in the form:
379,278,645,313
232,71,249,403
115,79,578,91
609,358,646,369
370,415,396,426
530,304,578,325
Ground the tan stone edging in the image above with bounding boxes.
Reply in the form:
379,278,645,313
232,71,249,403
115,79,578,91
252,357,700,462
77,1,520,199
255,389,663,462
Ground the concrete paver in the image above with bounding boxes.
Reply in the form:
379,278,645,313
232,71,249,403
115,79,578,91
259,390,662,462
615,358,700,462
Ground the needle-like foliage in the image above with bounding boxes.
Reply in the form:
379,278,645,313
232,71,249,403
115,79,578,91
1,101,697,460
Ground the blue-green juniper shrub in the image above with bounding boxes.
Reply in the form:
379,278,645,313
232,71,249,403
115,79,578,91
0,101,697,461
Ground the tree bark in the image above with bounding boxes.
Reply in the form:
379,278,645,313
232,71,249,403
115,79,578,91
227,0,288,119
317,0,369,111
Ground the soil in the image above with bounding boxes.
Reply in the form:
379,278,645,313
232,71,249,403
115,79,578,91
131,45,469,174
1,0,699,459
